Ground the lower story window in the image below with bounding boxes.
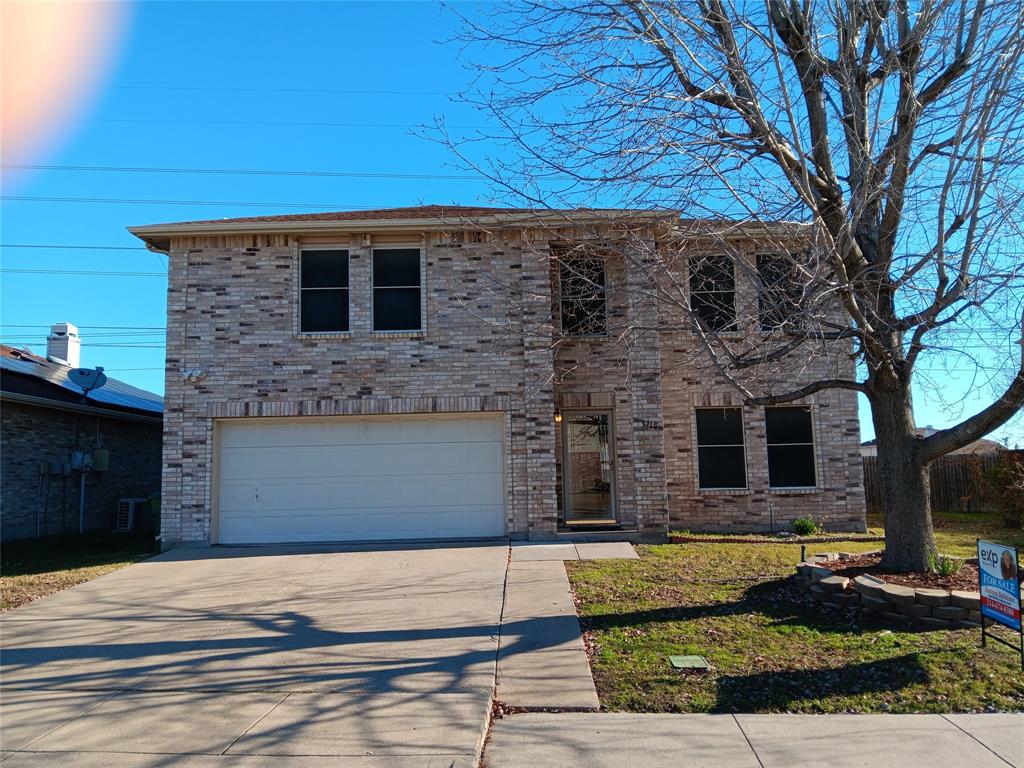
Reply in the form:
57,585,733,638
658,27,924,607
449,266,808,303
695,408,746,489
765,406,817,488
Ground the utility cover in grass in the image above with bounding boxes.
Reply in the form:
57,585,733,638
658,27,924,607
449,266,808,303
669,655,710,670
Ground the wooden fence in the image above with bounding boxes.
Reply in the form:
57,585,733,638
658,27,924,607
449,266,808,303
863,451,1021,514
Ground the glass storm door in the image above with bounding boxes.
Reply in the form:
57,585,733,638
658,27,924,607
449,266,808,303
563,412,616,524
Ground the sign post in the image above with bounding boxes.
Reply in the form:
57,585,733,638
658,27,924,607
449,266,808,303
977,539,1024,669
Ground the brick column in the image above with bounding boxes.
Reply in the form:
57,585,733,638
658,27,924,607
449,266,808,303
160,243,188,547
624,237,669,539
519,233,559,539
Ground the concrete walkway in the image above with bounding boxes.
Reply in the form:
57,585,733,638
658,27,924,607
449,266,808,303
485,712,1024,767
496,540,635,709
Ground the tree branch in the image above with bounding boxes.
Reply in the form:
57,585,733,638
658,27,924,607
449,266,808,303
745,379,868,406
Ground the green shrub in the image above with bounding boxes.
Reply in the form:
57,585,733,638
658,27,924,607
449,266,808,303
792,516,822,536
927,553,963,576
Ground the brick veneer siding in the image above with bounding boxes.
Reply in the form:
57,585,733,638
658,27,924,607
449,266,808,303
0,401,162,539
158,227,865,546
659,241,866,532
161,231,559,545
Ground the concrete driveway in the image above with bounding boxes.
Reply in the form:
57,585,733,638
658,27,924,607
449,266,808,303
0,543,511,767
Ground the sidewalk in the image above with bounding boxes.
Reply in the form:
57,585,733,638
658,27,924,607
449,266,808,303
485,712,1023,767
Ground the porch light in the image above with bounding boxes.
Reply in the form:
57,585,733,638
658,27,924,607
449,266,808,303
554,409,563,424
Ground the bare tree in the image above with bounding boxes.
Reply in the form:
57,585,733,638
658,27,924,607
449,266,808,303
443,0,1024,570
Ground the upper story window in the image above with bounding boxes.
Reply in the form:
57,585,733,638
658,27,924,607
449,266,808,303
300,249,349,333
559,258,607,336
689,254,736,331
373,248,422,331
695,407,746,489
765,406,817,488
757,253,802,331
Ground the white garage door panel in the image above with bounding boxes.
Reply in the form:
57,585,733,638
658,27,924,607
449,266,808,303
216,414,506,544
219,441,503,480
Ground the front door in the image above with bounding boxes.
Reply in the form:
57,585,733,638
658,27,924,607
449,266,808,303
563,411,616,525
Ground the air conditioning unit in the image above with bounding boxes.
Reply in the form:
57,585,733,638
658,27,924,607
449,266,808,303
115,498,148,531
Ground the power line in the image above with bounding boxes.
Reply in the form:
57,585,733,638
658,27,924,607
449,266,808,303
100,367,166,372
0,324,165,329
1,196,388,209
1,243,146,251
114,84,454,96
93,117,485,131
1,272,163,280
1,341,166,348
3,163,481,182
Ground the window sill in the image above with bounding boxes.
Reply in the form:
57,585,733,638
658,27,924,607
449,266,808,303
372,330,426,339
562,334,610,342
698,487,751,495
768,487,820,494
297,331,352,340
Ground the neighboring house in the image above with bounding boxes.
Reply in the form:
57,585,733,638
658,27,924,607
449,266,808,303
860,429,1005,457
129,205,865,547
0,324,163,540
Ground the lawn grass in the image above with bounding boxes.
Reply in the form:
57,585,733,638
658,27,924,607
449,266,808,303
567,512,1024,714
1,532,158,611
867,510,1024,557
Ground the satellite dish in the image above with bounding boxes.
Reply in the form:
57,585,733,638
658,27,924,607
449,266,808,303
68,366,107,397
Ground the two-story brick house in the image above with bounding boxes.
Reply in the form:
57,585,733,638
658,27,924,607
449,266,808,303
129,205,865,547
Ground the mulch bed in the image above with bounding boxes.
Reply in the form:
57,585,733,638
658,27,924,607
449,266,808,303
826,552,980,591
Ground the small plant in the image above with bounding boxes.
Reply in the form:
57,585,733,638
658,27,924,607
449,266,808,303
792,516,822,536
927,553,963,576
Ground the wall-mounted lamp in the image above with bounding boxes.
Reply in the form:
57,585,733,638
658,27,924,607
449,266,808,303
554,408,563,424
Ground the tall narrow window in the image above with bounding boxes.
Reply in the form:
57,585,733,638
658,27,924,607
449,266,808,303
300,249,349,333
689,254,736,331
373,248,422,331
695,408,746,489
559,258,607,336
765,406,817,488
757,253,802,331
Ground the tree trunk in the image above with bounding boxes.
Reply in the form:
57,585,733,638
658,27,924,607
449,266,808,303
870,376,938,572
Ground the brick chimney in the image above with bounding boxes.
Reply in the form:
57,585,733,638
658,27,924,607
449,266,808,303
46,322,81,367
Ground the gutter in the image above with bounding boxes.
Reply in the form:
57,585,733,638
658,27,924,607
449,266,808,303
1,391,163,425
126,210,682,251
127,211,811,253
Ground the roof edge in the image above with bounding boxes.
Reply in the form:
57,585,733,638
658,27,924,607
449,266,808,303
127,209,810,253
0,391,163,425
127,209,676,242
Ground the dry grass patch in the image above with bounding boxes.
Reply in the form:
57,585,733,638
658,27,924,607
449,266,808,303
1,533,157,611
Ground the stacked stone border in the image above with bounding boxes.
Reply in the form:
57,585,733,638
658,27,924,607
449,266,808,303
794,552,988,629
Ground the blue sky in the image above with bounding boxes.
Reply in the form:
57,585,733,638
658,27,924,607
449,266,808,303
2,1,1020,447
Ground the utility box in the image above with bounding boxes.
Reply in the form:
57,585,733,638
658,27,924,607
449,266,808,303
93,449,110,472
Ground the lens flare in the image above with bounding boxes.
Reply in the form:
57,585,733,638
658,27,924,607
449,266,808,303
2,0,130,187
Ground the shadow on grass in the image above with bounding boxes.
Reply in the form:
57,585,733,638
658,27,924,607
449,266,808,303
1,532,158,577
583,578,953,637
712,653,932,712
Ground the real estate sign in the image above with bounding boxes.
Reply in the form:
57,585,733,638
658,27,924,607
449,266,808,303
977,539,1022,631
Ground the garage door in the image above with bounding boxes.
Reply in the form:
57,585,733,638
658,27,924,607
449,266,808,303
215,413,505,544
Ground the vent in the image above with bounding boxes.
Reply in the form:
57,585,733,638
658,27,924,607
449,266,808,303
116,498,147,531
47,322,81,368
